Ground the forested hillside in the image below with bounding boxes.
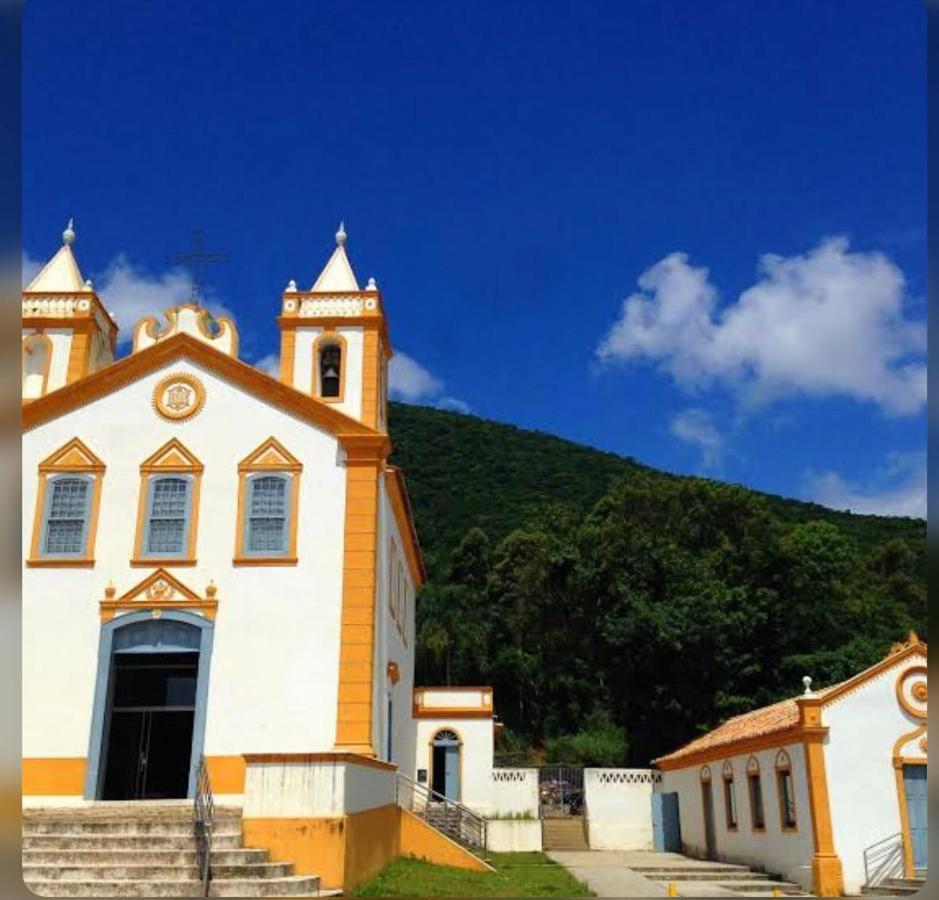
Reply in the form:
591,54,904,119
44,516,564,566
387,402,927,766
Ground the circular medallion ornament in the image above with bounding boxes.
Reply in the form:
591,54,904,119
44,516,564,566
153,373,205,422
896,665,927,721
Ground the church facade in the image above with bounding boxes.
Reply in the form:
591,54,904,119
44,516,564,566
21,222,497,868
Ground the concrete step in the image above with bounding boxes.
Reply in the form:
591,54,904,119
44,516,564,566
23,833,244,850
23,848,270,866
862,887,922,897
24,819,241,836
718,882,806,895
643,871,773,882
23,862,294,881
632,864,754,874
24,875,320,897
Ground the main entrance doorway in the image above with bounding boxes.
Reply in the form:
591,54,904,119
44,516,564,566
102,652,197,800
85,611,214,801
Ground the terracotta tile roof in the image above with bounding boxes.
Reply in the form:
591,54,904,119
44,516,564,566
654,640,927,768
653,680,848,766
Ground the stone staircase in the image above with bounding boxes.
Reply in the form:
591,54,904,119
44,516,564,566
23,803,325,897
630,857,810,897
541,817,589,851
861,874,927,896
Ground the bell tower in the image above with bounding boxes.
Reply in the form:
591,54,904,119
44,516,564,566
22,220,117,400
278,224,391,431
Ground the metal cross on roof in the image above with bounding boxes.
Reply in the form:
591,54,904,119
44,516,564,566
169,228,228,302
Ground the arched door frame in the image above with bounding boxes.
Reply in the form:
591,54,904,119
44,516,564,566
429,727,463,801
83,609,215,800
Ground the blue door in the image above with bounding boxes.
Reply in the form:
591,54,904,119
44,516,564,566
444,744,460,800
903,766,927,871
652,793,682,852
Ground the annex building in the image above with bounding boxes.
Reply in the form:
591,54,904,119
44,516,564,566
22,221,500,892
654,637,928,896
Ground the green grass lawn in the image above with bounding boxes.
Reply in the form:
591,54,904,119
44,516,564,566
351,851,595,897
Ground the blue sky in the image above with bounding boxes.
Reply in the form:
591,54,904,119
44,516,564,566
23,0,926,517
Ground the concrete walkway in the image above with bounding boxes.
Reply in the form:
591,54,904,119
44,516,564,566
546,851,668,897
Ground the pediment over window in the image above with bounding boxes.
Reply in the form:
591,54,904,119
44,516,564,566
39,437,105,473
238,437,303,472
140,438,204,473
100,568,218,622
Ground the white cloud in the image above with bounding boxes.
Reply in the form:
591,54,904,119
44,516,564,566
805,451,926,519
389,351,470,413
253,353,280,377
670,408,725,471
95,254,234,345
23,249,234,347
597,237,926,416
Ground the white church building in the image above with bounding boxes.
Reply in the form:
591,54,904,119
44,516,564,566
22,220,502,890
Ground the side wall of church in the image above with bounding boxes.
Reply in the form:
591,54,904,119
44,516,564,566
23,359,349,799
376,475,417,771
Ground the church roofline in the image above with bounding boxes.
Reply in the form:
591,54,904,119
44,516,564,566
21,331,382,446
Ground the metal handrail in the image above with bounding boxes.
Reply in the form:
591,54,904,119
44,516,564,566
863,832,904,888
193,756,215,897
395,772,487,853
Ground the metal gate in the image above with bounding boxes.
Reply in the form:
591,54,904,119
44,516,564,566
652,791,682,851
538,765,584,817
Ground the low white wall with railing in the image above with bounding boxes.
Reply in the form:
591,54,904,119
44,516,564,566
242,753,397,817
584,768,660,850
488,768,539,817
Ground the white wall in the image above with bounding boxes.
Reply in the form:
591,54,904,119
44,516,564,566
487,820,542,852
413,717,494,813
823,652,927,894
660,742,816,892
22,358,349,772
490,768,539,817
584,768,657,850
242,758,395,817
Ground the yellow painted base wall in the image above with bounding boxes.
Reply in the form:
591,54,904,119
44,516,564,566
244,806,490,890
22,759,86,796
398,809,492,872
243,805,401,890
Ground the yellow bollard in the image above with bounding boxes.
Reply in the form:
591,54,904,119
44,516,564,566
771,890,782,898
667,882,678,897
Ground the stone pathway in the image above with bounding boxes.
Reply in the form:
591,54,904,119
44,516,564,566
546,851,667,897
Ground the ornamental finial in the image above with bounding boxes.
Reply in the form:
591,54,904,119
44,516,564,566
367,276,377,290
802,675,813,696
63,218,76,245
336,221,347,246
286,278,297,292
83,278,94,291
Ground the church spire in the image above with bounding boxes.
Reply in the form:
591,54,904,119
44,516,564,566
311,221,360,291
25,218,87,293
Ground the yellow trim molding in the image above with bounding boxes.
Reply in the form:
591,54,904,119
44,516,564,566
132,438,203,567
27,437,105,567
233,437,303,566
99,569,219,623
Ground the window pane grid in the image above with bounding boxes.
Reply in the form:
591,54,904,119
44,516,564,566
247,476,287,554
44,479,88,555
146,478,189,555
